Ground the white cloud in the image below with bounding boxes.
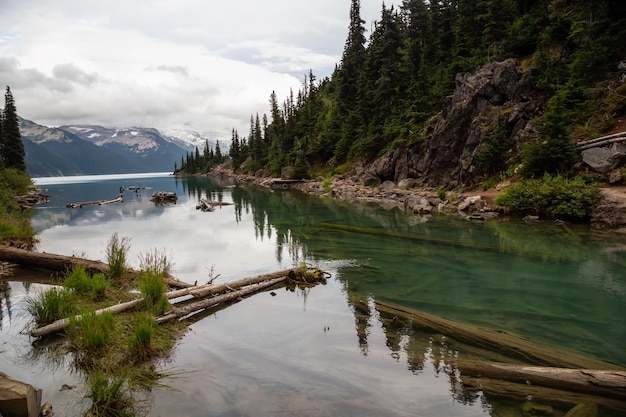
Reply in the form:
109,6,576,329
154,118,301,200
0,0,399,136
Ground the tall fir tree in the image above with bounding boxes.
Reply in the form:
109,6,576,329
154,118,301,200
334,0,367,163
1,86,26,171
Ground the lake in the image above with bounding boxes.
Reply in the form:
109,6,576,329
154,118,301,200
2,172,626,416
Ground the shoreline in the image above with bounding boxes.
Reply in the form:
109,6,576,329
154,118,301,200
202,168,626,231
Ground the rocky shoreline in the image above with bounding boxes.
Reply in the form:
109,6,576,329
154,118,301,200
208,168,511,222
205,168,626,232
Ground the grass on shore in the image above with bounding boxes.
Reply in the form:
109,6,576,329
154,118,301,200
25,234,186,417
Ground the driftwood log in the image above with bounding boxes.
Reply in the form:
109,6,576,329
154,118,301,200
66,194,123,208
0,246,191,289
576,131,626,150
156,276,287,324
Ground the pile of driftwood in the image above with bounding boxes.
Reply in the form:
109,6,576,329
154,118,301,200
0,246,326,337
27,266,326,337
195,198,233,212
66,193,123,208
150,191,178,204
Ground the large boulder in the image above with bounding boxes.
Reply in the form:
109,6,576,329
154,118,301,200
581,143,626,173
0,372,42,417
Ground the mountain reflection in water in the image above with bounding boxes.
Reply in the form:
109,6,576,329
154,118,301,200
0,173,623,416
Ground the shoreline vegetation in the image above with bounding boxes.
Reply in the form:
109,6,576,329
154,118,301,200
201,166,626,229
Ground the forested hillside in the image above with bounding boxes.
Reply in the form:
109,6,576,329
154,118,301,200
178,0,626,190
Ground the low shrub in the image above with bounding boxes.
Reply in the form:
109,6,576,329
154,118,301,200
495,175,599,221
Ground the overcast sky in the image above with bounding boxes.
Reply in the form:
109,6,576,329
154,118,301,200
0,0,400,138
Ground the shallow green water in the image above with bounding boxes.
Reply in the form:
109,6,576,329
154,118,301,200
1,173,625,416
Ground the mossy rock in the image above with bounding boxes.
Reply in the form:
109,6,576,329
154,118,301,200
522,402,554,416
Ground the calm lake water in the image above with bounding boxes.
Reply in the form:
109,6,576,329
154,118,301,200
2,173,626,416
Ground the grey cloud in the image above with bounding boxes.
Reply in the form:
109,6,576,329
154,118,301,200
150,65,190,77
0,57,20,74
52,63,99,85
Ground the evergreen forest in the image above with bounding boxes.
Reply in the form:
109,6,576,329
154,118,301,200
180,0,626,185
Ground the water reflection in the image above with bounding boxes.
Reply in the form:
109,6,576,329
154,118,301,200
11,174,626,416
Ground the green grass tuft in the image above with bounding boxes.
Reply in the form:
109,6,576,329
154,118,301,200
25,287,78,328
86,370,135,417
138,270,169,315
69,311,114,351
106,232,131,279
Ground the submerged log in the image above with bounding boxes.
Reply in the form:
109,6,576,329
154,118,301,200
368,298,621,370
454,360,626,400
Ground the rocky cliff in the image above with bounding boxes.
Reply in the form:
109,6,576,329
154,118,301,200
355,59,542,190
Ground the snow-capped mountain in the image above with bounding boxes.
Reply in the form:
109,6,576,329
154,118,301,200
160,128,228,151
19,118,230,177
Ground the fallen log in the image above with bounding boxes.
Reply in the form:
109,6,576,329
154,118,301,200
30,297,145,337
576,131,626,148
0,246,192,289
156,276,287,324
454,360,626,400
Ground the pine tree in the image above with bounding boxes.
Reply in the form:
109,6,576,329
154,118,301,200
1,86,26,171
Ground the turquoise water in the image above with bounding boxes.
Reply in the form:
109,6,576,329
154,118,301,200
1,173,625,416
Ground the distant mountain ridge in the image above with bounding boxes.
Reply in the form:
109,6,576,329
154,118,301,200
19,118,225,177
